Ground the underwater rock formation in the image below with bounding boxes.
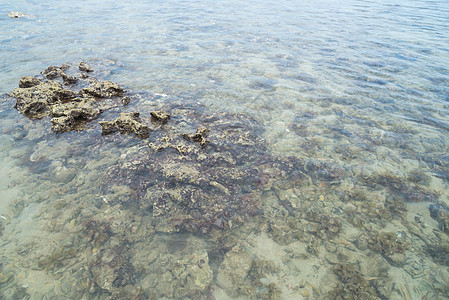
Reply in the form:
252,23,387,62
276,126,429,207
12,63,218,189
216,246,252,296
429,203,449,234
104,111,273,233
332,263,378,299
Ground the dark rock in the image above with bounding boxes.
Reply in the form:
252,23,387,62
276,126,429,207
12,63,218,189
79,62,93,72
150,110,170,124
99,112,150,138
331,264,377,299
12,63,127,132
18,76,41,88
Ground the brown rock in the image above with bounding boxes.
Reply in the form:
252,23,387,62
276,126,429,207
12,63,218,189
50,98,101,132
18,76,41,88
61,73,78,84
79,62,93,72
13,81,76,118
99,112,150,138
122,96,131,105
182,127,209,148
81,80,125,98
150,110,170,124
42,65,66,79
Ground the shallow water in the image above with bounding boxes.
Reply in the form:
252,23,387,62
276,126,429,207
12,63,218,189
1,0,449,299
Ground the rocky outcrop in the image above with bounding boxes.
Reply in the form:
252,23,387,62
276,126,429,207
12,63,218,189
99,112,150,138
13,80,76,118
79,62,93,73
150,110,170,124
80,80,125,98
11,63,126,132
50,98,101,133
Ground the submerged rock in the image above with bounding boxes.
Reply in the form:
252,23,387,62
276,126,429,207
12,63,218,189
104,111,273,233
99,112,150,138
429,203,449,233
216,246,252,296
182,126,209,148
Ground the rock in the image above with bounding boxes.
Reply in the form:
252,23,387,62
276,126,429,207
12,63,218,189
41,65,69,79
182,126,209,148
61,73,78,84
104,111,279,233
18,76,41,88
331,263,377,299
429,203,449,233
81,80,125,98
99,112,150,138
54,165,77,183
8,11,26,18
171,252,213,298
79,62,93,72
50,98,101,132
388,253,406,266
216,246,252,296
121,96,131,105
150,110,170,124
12,63,127,132
13,80,76,118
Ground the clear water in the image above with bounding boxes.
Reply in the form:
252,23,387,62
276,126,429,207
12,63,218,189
1,0,449,299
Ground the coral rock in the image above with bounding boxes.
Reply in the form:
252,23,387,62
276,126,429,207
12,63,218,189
50,98,101,132
99,112,150,138
81,80,125,98
13,81,76,118
79,61,94,72
150,110,170,124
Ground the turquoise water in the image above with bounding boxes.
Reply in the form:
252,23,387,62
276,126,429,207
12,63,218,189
1,0,449,299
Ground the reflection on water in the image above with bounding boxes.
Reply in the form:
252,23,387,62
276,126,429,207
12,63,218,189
1,0,449,299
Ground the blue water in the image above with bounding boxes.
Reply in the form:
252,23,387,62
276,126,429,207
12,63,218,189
1,0,449,299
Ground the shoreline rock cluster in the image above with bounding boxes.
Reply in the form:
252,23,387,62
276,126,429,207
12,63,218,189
10,62,165,136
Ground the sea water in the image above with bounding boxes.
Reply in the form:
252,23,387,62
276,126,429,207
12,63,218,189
1,0,449,299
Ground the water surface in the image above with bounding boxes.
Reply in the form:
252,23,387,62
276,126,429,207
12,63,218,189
1,0,449,299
